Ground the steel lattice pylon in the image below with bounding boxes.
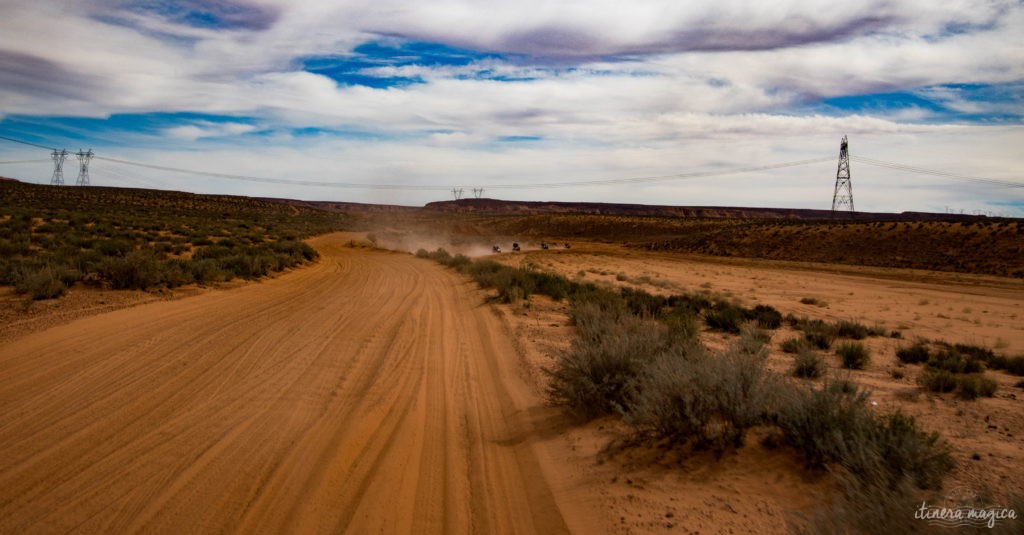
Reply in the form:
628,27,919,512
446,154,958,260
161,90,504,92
832,135,854,215
50,149,68,185
75,149,93,186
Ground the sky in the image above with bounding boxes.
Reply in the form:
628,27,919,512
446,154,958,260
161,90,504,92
0,0,1022,214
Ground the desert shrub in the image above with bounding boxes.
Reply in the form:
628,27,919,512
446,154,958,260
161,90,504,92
1003,356,1024,376
546,302,671,419
778,380,953,490
896,343,930,364
836,320,870,340
927,348,983,374
13,264,69,299
838,342,870,370
662,306,700,341
186,258,230,284
983,354,1024,376
626,343,781,451
954,343,996,363
221,252,278,278
704,303,745,334
750,304,783,329
621,286,666,317
802,320,838,350
872,412,955,490
94,238,133,257
665,293,712,314
781,337,809,354
778,380,877,470
96,250,165,289
918,369,958,393
446,253,473,272
793,348,825,378
193,244,235,260
463,259,505,287
956,374,998,400
569,283,627,315
737,323,771,356
800,297,827,307
531,271,572,300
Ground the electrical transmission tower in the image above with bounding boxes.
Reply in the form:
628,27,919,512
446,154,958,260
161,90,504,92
452,188,464,200
472,187,484,199
75,149,93,186
50,149,68,185
831,135,854,215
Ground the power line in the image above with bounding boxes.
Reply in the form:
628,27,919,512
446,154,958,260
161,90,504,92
850,156,1024,189
0,159,51,165
0,134,56,151
98,154,834,191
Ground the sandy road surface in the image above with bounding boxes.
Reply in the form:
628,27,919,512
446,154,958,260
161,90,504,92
0,234,584,534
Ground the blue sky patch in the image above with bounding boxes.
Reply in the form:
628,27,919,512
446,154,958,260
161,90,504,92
498,135,543,142
120,0,279,30
0,113,262,149
818,83,1022,123
301,39,511,88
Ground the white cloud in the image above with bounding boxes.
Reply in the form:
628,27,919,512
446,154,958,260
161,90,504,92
0,0,1021,214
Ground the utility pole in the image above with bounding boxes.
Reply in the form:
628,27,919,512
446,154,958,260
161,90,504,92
831,135,854,216
452,188,464,200
472,187,484,199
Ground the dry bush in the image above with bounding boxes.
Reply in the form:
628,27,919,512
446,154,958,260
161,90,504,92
792,348,825,378
545,302,671,420
778,380,954,490
625,341,783,452
838,342,871,370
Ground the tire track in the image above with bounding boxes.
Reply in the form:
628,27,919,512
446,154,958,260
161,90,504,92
0,234,576,534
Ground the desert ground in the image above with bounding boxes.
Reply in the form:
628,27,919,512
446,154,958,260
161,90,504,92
2,226,1023,533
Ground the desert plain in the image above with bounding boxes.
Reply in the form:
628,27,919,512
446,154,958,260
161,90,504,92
1,190,1023,534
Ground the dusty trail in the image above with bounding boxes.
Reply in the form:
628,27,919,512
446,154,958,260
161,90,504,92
0,234,582,534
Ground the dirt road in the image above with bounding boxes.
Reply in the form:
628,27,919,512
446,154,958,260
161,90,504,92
0,234,587,534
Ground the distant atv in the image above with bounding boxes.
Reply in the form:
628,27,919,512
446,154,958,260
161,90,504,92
492,245,501,253
540,242,549,250
512,242,521,252
563,242,571,249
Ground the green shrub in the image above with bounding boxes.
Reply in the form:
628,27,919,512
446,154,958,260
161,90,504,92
781,337,809,354
96,250,166,289
836,320,870,340
838,342,870,370
986,354,1024,376
793,348,825,378
13,264,69,299
662,306,700,341
918,369,957,393
896,343,930,364
956,374,998,400
802,320,838,350
954,343,996,363
751,304,783,329
704,303,745,334
621,286,666,317
927,349,983,374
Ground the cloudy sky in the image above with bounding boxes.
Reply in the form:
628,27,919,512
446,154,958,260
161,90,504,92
1,0,1022,213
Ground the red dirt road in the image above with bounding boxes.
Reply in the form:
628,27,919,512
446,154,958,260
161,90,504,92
0,234,587,534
